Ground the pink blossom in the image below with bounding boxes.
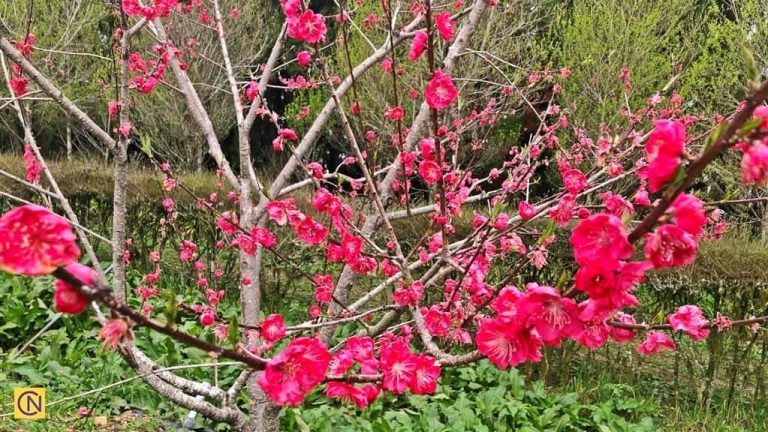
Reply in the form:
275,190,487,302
9,76,29,97
161,197,175,213
0,205,80,276
313,274,334,304
410,355,441,395
287,10,327,44
741,140,768,186
393,280,424,306
632,188,651,206
645,120,686,192
296,50,312,67
261,313,286,342
408,30,428,61
516,284,581,345
490,285,522,318
569,213,632,268
518,201,536,219
252,227,277,248
307,162,324,179
422,306,451,337
476,317,542,368
644,224,697,269
246,81,259,102
266,199,297,225
258,337,330,406
325,383,372,409
418,159,442,185
667,193,706,236
54,263,96,315
308,304,322,318
99,319,132,349
293,215,328,246
562,168,587,194
434,11,455,42
200,308,215,326
108,100,120,118
667,305,709,341
216,212,239,235
384,106,404,121
636,331,676,355
380,339,417,394
572,311,610,350
23,145,41,184
178,240,198,262
425,70,458,110
609,312,637,344
118,122,133,137
494,213,510,230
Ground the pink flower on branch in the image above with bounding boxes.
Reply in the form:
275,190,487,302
667,305,710,341
258,337,330,406
0,205,80,276
425,70,458,110
636,331,676,356
54,263,96,315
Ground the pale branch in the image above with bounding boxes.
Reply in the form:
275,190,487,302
0,38,116,150
147,19,240,191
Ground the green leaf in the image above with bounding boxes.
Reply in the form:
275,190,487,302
140,134,153,157
227,315,241,347
737,117,763,139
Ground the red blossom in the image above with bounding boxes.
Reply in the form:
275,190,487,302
258,337,330,406
425,70,458,110
0,205,80,276
54,263,96,315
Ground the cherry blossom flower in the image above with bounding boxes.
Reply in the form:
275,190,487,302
644,224,697,269
434,11,455,42
518,201,536,219
425,70,458,110
393,280,424,306
380,339,417,393
313,274,334,304
54,263,96,315
667,193,706,236
266,199,297,225
296,50,312,67
476,317,542,368
562,168,587,194
287,10,327,44
99,319,132,350
408,30,428,61
384,106,404,121
741,140,768,186
258,337,330,406
0,205,80,276
516,284,581,345
261,313,287,342
23,145,41,184
569,213,632,268
609,312,637,344
644,120,686,192
418,159,442,185
636,331,676,355
292,215,328,245
252,227,277,248
667,305,710,341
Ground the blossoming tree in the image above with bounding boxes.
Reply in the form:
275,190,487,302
2,0,768,430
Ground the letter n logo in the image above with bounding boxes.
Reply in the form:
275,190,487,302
14,388,45,419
